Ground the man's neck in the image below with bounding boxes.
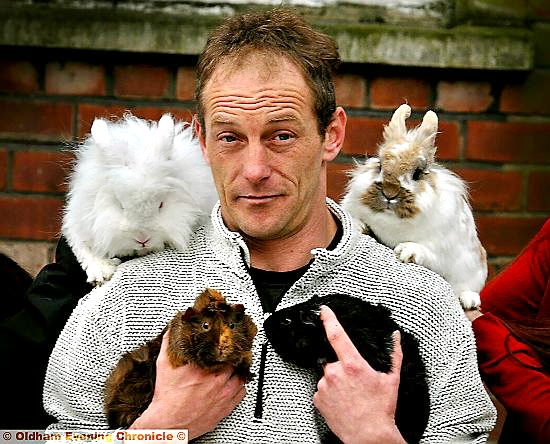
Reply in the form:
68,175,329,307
245,207,338,272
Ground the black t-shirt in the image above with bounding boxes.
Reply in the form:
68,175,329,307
249,220,343,313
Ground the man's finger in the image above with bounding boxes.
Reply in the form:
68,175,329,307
156,328,171,368
390,330,403,376
320,305,362,362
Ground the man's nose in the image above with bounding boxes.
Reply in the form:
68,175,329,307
242,141,272,183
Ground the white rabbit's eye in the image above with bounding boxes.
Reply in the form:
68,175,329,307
413,168,423,181
159,201,164,210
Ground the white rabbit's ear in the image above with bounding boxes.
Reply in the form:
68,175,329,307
383,104,411,143
415,110,438,160
158,113,175,135
155,114,176,159
90,118,110,147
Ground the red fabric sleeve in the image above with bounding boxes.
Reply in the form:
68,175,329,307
480,218,550,321
472,313,550,443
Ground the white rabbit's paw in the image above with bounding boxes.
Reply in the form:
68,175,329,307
459,291,481,310
84,257,121,285
394,242,426,265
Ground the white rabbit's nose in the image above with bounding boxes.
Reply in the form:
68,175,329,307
134,237,150,248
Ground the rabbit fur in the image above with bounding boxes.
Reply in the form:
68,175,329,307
341,104,487,309
62,113,218,285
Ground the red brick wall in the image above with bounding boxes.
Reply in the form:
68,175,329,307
0,46,548,275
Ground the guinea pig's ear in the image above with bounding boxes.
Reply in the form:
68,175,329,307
233,304,245,313
182,307,197,322
415,110,438,162
90,118,110,148
383,104,410,144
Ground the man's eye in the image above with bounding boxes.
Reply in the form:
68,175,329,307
221,135,237,143
274,133,292,141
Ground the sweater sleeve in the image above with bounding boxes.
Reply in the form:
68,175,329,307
472,313,550,443
43,284,117,430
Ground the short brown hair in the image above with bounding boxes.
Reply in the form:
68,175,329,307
195,8,341,135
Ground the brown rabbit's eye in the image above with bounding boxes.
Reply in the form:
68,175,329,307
229,323,235,329
202,322,209,330
413,168,423,181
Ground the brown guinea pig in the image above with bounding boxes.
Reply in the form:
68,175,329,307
103,288,258,428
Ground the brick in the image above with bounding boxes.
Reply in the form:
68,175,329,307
0,240,55,276
77,103,194,138
0,148,6,191
334,74,367,108
436,81,493,113
342,117,386,156
453,168,523,212
527,170,550,211
436,120,461,161
370,77,431,110
476,216,547,256
500,70,550,115
114,65,171,98
0,100,73,142
0,196,64,241
12,150,73,193
466,121,550,165
45,61,105,96
0,60,40,93
327,161,354,202
176,66,196,101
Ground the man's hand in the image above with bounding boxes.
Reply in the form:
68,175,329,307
313,305,406,444
129,330,246,439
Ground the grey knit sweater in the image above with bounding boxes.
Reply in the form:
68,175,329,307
44,200,496,443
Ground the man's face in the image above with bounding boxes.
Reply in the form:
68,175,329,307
197,52,341,241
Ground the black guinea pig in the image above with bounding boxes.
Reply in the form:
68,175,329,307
263,294,430,444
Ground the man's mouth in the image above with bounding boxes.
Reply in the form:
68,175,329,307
239,194,282,203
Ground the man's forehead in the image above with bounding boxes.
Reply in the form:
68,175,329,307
204,50,308,95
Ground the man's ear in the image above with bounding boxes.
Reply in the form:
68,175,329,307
193,115,210,164
322,107,346,162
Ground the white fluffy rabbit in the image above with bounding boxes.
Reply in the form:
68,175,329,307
62,113,218,285
341,104,487,309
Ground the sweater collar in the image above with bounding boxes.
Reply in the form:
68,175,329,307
209,198,362,270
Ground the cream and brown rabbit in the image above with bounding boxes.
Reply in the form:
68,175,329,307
341,104,486,309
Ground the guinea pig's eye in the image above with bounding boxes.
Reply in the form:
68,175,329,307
412,168,423,181
281,318,292,326
202,322,209,330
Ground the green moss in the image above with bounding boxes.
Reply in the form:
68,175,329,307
0,3,534,70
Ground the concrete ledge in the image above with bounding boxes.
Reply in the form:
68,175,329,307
0,4,534,70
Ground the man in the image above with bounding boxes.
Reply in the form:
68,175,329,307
44,9,496,442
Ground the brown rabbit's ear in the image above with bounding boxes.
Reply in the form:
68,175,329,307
415,110,438,162
383,104,411,144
